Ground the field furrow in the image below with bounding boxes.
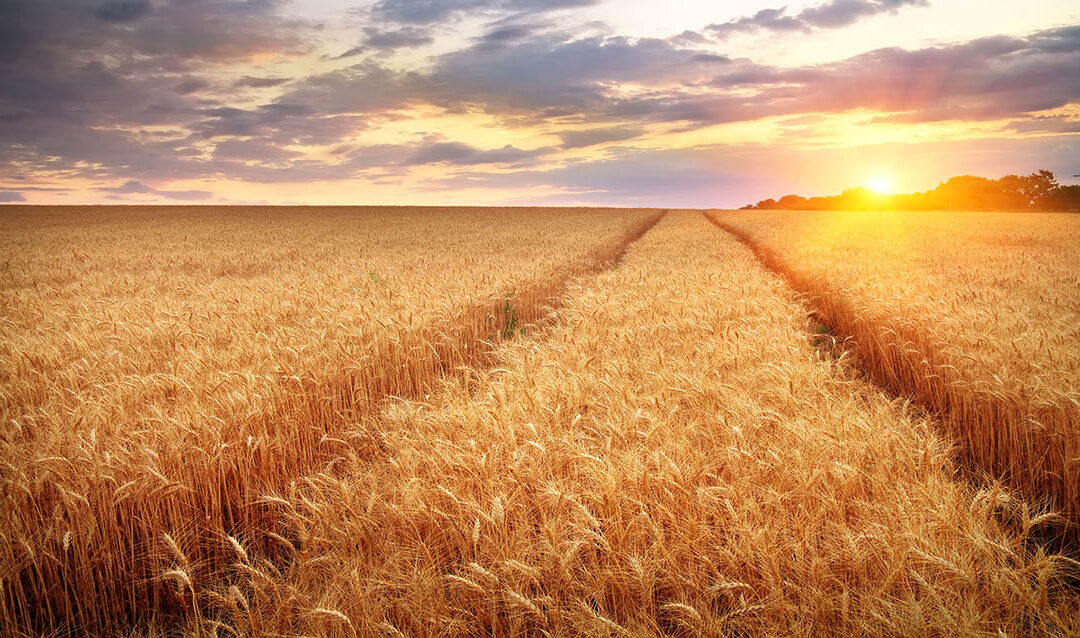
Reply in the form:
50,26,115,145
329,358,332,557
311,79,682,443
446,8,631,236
207,212,1078,636
707,210,1080,538
0,206,661,634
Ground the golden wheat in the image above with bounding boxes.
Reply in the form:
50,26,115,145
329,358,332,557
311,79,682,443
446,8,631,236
707,210,1080,534
0,205,660,634
189,212,1078,636
3,207,1077,636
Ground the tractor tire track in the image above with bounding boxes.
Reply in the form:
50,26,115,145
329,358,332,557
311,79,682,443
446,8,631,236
704,211,1076,546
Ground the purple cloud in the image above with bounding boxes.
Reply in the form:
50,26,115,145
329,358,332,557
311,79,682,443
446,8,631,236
707,0,928,38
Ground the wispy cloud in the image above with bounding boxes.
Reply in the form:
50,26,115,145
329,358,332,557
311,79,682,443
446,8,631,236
368,0,600,25
95,180,214,201
707,0,929,39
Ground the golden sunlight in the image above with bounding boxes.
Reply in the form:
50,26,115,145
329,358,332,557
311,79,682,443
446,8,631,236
868,175,892,193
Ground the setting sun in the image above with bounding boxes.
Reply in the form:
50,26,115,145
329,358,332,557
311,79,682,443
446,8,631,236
868,176,892,193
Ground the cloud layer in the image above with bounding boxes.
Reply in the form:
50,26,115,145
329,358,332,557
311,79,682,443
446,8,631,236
707,0,928,38
0,0,1077,205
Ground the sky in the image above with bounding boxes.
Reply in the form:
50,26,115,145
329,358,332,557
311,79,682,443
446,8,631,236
0,0,1078,207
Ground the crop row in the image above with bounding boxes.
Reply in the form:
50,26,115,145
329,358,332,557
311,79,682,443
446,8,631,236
707,210,1080,537
182,213,1077,636
0,206,662,634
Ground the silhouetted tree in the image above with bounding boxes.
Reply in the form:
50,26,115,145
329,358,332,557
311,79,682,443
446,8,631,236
1041,184,1080,210
743,169,1075,212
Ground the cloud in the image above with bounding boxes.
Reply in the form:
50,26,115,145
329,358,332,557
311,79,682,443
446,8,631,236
94,0,152,23
423,133,1080,207
174,78,211,94
332,46,368,59
753,28,1080,122
405,141,552,165
270,63,416,118
212,137,303,161
190,103,370,147
1,0,1076,204
369,0,599,25
413,27,1078,128
422,32,732,119
418,146,750,207
1,0,314,69
0,0,319,181
558,126,643,148
0,192,26,202
234,76,292,89
361,26,434,50
1006,115,1080,134
96,180,213,201
707,0,928,38
97,180,157,194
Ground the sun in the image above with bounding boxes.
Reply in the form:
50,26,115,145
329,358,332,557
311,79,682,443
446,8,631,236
868,176,892,194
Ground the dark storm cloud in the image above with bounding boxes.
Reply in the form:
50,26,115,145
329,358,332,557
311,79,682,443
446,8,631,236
0,192,27,202
707,0,928,38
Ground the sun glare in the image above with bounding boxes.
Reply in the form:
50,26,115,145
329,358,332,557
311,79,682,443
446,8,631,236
868,176,892,193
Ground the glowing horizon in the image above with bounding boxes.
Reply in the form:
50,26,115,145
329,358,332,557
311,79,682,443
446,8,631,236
1,0,1078,208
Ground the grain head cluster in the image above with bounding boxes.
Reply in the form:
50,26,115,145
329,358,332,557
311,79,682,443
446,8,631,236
175,212,1078,637
0,206,1077,636
0,205,660,633
709,210,1080,535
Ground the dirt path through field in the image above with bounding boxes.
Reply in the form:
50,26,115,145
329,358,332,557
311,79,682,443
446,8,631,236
1,210,666,636
214,212,1076,636
704,212,1076,546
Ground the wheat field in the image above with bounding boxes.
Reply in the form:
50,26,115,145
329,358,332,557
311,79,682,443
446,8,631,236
0,206,660,633
1,207,1078,636
707,210,1080,536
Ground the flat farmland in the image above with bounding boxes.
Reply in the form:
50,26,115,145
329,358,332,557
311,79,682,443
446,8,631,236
0,205,661,632
708,210,1080,532
1,207,1078,636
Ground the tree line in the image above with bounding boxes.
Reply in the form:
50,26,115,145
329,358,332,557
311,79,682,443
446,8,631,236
742,170,1080,211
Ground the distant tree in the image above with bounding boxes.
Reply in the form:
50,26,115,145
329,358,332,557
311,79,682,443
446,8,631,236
1041,184,1080,211
740,169,1074,211
1023,170,1059,205
997,174,1027,203
776,194,808,209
